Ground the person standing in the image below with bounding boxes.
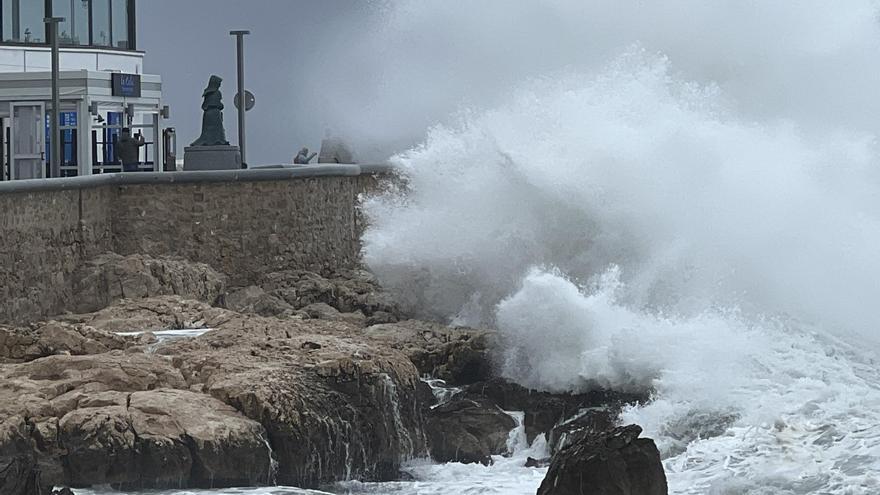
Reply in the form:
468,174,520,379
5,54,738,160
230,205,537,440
117,128,145,172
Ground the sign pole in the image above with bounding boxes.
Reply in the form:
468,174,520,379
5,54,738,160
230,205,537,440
45,17,64,178
230,30,250,167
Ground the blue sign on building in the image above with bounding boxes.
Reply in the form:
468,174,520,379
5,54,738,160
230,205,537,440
112,73,142,98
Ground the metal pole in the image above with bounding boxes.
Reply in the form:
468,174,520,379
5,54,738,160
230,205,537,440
45,17,64,178
230,30,250,167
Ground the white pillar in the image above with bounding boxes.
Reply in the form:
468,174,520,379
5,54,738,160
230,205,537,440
77,98,92,176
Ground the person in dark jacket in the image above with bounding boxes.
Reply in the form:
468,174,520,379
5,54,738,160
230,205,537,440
294,147,317,164
117,128,145,172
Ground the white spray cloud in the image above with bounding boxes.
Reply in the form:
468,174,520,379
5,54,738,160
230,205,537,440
358,2,880,491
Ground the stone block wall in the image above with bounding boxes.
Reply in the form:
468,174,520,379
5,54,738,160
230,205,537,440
0,188,113,322
112,177,362,285
0,166,391,324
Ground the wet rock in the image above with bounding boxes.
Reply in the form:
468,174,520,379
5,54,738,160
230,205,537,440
537,424,667,495
73,253,226,313
0,352,189,491
425,397,516,465
464,378,648,444
548,408,619,452
157,316,428,487
60,389,271,489
525,456,549,468
364,320,495,385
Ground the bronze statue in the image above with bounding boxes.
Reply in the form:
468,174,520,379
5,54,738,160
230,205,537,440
191,75,229,146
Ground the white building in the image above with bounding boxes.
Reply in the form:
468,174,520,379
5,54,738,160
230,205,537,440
0,0,172,180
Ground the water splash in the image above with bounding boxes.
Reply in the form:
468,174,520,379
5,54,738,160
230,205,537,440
258,431,279,486
421,378,462,408
360,5,880,493
380,373,415,461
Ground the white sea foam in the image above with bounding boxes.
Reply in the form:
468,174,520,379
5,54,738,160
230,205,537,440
357,2,880,493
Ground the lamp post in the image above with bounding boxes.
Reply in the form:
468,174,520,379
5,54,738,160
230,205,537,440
45,16,64,178
230,30,250,167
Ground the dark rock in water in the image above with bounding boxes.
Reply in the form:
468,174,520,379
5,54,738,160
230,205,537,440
525,456,549,468
52,489,74,495
537,425,667,495
463,378,648,445
548,407,619,452
425,397,516,465
0,452,44,495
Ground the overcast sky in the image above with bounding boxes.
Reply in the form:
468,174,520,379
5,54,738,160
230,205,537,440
140,1,371,165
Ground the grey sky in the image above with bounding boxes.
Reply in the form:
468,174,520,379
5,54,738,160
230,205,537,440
140,1,369,165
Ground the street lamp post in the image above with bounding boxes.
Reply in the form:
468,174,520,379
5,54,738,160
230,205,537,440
230,30,250,167
45,17,64,178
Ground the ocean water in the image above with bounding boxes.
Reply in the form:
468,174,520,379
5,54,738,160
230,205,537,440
73,1,880,494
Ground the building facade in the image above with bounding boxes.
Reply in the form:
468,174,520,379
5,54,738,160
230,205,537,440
0,0,172,180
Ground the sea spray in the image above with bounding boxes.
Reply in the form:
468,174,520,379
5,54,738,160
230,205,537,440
360,5,880,493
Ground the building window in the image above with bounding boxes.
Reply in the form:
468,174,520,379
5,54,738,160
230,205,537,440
53,0,89,45
3,0,46,43
109,0,126,48
90,0,109,46
0,0,134,49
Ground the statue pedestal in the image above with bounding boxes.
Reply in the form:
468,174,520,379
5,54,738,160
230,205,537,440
183,145,242,171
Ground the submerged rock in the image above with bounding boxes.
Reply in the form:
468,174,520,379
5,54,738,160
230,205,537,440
537,425,667,495
425,397,516,465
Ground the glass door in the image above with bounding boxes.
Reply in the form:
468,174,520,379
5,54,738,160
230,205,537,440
9,102,46,180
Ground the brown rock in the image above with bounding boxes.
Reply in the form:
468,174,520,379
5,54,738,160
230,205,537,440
425,397,516,465
73,253,227,313
364,320,495,385
0,322,131,363
260,269,400,317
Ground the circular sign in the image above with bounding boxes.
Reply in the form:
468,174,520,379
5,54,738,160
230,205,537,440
234,91,256,111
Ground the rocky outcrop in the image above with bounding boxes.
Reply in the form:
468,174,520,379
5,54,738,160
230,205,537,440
0,321,135,363
0,298,429,493
224,285,296,317
255,269,400,318
537,425,667,495
60,389,272,489
364,320,495,385
162,317,427,486
463,378,648,444
425,397,516,465
57,296,234,334
73,253,227,313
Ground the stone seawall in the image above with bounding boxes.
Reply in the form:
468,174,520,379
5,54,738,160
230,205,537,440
0,165,391,324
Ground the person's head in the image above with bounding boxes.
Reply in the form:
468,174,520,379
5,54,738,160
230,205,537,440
121,127,131,136
300,147,309,154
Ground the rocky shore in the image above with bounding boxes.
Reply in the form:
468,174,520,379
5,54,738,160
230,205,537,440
0,253,666,494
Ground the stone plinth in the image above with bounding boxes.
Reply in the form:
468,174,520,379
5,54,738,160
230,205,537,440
184,145,242,171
